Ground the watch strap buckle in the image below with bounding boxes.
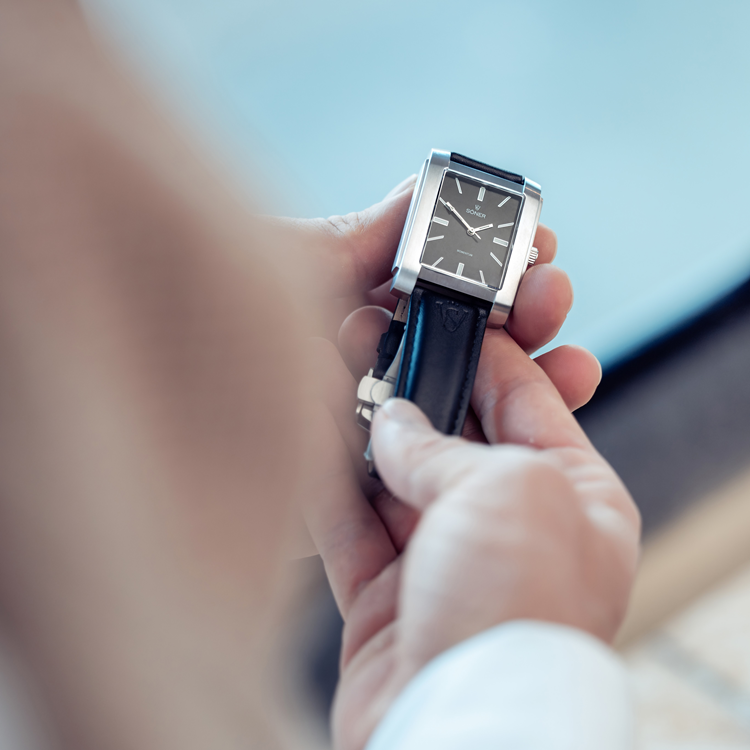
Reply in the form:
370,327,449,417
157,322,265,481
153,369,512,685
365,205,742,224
355,371,395,430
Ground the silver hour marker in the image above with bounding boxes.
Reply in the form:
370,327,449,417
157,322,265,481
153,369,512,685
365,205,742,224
432,257,444,267
479,270,486,285
493,237,509,247
432,216,449,226
498,196,510,209
455,178,462,194
490,252,503,266
496,222,514,229
426,235,444,242
477,186,486,202
457,262,464,277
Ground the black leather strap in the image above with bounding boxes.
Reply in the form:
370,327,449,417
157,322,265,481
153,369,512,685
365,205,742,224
450,152,524,185
395,284,489,435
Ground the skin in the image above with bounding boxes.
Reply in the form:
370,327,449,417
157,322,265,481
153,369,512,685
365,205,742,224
306,211,639,750
0,2,641,749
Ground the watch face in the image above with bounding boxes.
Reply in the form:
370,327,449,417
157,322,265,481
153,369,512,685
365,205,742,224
419,171,523,289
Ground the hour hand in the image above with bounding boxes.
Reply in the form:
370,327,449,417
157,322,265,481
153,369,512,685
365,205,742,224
473,224,493,233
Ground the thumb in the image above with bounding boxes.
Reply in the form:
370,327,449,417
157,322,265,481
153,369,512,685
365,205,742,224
371,398,485,511
273,175,417,296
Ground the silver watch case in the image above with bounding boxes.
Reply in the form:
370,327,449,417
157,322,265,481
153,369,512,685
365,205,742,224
391,149,542,328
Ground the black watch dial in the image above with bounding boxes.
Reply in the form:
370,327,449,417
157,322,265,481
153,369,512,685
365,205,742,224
419,171,523,289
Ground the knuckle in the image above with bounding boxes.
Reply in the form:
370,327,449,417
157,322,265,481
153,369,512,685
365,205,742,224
324,210,368,241
320,211,371,288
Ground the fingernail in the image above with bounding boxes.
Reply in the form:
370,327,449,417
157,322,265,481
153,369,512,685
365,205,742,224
384,174,417,201
379,398,428,427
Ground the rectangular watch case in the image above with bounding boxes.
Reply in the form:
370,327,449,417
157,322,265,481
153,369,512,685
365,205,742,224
391,149,542,328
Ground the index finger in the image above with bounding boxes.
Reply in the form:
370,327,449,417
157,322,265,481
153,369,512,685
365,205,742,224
270,178,416,297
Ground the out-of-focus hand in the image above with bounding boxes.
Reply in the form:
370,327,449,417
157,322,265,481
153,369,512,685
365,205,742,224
0,2,632,749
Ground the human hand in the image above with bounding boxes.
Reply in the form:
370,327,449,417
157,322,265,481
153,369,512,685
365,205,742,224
329,368,638,750
297,193,635,749
270,175,420,347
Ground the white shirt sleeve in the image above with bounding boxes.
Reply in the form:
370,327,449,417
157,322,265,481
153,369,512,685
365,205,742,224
366,620,633,750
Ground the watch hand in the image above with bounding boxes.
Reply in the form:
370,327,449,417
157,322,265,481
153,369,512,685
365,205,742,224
468,223,492,241
444,201,485,241
444,202,475,234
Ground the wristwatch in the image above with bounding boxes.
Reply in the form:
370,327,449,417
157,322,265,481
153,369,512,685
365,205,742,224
356,149,542,471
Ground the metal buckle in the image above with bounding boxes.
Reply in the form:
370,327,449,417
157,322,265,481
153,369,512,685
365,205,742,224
355,371,396,431
356,300,408,477
356,298,408,433
357,369,398,476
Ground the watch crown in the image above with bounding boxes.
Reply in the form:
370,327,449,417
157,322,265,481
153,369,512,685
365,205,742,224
527,246,539,266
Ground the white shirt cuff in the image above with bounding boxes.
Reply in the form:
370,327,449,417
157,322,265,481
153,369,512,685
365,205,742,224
366,620,633,750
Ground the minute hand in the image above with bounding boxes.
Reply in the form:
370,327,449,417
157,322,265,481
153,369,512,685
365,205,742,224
445,201,476,234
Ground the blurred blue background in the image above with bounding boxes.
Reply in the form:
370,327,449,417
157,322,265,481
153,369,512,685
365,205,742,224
82,0,750,366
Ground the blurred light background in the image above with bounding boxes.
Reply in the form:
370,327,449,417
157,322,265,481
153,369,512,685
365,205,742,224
82,0,750,366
